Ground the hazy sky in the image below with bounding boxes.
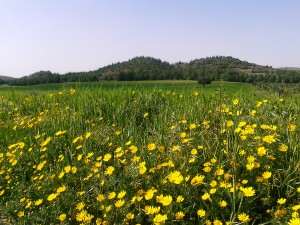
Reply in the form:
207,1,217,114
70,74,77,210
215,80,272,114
1,0,300,78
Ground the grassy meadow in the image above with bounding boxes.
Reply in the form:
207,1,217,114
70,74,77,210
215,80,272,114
0,81,300,225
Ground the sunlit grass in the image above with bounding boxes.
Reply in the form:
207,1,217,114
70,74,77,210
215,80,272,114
0,82,299,224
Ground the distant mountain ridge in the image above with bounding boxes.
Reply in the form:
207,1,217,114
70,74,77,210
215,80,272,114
5,56,300,85
0,75,15,81
0,75,15,85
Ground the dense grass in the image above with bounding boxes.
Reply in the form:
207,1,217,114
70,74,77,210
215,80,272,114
0,80,257,95
0,81,299,225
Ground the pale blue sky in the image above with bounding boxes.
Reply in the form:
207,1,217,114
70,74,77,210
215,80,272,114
1,0,299,78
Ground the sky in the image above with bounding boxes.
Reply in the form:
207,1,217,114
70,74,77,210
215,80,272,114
1,0,300,78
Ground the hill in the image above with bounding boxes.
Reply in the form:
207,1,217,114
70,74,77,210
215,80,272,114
8,56,300,86
97,56,175,80
0,75,15,85
0,75,15,81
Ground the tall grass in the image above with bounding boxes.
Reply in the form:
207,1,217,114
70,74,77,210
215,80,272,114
0,81,299,224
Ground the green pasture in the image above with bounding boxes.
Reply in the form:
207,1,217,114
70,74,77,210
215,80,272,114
0,81,299,225
0,80,264,98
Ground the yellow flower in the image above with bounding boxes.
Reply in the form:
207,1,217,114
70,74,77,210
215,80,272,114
77,154,82,161
115,199,125,208
201,193,210,201
144,188,157,200
176,195,184,203
97,194,105,202
143,112,149,118
76,202,85,210
240,187,256,197
104,166,115,175
226,120,234,127
250,110,256,116
73,136,84,144
40,137,51,147
71,166,77,173
189,158,196,163
25,201,32,209
108,192,116,199
224,173,232,181
64,165,71,173
57,185,67,193
213,219,223,225
18,211,24,217
247,155,255,163
288,124,297,132
76,210,86,222
262,171,272,180
155,194,164,203
293,205,300,211
69,88,76,94
58,171,65,179
239,150,246,156
47,193,58,201
153,214,168,223
189,123,196,130
191,148,198,155
238,213,250,223
117,190,126,199
11,159,18,166
262,135,276,144
145,206,161,215
175,211,185,220
215,168,224,176
161,195,172,206
238,121,246,127
197,209,206,217
86,152,94,158
279,144,288,152
246,163,255,171
257,146,267,156
147,143,156,151
85,132,92,139
103,153,112,162
129,145,138,153
218,200,227,207
210,188,217,194
37,160,47,171
288,218,300,225
55,130,67,136
210,180,217,187
233,99,239,105
34,199,43,206
167,171,184,184
126,213,134,220
203,166,211,173
191,175,205,186
242,180,248,184
172,145,180,152
277,198,286,205
58,213,66,221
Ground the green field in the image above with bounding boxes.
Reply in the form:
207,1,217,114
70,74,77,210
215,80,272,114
0,81,299,224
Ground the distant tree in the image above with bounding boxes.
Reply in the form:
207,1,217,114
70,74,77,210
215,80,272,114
198,77,212,87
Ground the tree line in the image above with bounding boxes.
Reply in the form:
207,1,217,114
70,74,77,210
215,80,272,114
4,56,300,86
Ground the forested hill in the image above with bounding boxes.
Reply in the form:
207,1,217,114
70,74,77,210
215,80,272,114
0,75,15,84
7,56,300,86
